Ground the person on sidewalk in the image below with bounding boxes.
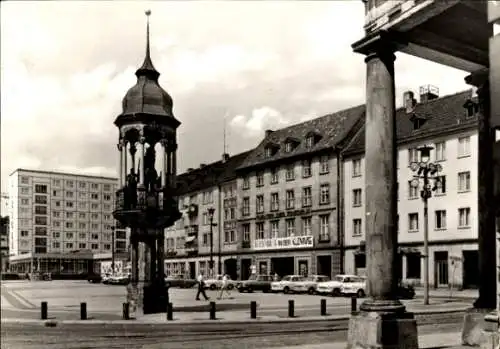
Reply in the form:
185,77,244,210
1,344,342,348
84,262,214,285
195,273,209,301
217,274,232,300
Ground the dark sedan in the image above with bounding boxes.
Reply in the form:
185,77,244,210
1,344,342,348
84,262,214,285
164,274,197,288
87,273,102,283
237,274,273,293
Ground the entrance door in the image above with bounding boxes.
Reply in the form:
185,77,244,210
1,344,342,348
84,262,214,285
317,255,332,279
271,257,294,277
224,258,237,280
434,251,449,287
189,262,196,280
354,253,366,276
462,250,479,289
241,259,252,280
298,260,309,277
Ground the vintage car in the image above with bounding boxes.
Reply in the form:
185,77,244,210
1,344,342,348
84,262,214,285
164,274,197,288
204,274,237,290
316,274,360,296
340,276,367,298
270,275,305,293
237,274,273,293
289,275,330,294
107,274,130,285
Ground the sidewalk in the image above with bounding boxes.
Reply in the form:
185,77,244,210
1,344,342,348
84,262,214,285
414,287,477,299
261,332,463,349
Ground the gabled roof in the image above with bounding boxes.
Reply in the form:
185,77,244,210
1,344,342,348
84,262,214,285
238,105,365,170
175,151,252,196
342,90,478,157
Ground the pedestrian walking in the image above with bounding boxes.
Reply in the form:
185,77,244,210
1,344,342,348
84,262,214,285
217,274,231,300
195,273,209,301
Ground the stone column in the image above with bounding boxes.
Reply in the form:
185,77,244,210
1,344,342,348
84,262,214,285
171,143,177,186
118,141,124,186
160,139,168,187
461,69,497,346
157,233,165,280
130,143,136,171
138,137,146,186
347,30,417,349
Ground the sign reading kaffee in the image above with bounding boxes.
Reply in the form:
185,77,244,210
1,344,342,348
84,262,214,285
253,236,314,250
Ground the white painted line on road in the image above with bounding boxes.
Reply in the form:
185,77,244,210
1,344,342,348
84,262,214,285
10,290,36,309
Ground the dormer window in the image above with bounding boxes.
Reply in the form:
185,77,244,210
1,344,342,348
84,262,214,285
306,136,314,148
265,147,272,158
284,137,300,153
463,99,478,118
285,142,293,153
305,131,321,148
409,114,427,131
264,143,279,158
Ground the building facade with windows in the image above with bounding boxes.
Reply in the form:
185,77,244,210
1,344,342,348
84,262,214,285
1,216,9,272
7,169,128,276
343,88,480,289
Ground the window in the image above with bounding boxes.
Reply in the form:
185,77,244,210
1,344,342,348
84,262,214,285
320,155,329,174
35,205,47,215
302,187,312,207
79,192,87,199
35,195,47,204
103,204,111,211
435,210,446,229
91,203,99,210
320,184,330,205
91,243,99,250
79,182,87,189
116,231,126,239
53,221,61,227
285,218,295,237
302,160,312,177
435,176,446,195
242,224,250,242
79,202,86,209
270,193,279,211
353,219,362,236
35,184,48,194
103,194,111,201
21,176,29,184
21,198,29,205
66,222,74,229
256,195,264,214
458,136,471,157
242,197,250,216
459,207,471,228
286,164,295,181
256,171,264,187
320,215,330,239
35,216,47,225
65,243,74,249
270,167,279,184
66,180,74,188
79,212,86,219
53,242,60,249
285,142,293,153
20,230,29,237
408,148,419,165
242,176,250,190
353,189,362,207
79,222,86,229
458,172,471,192
256,222,265,239
53,179,61,186
66,191,74,198
202,191,213,204
435,142,446,161
408,213,419,231
66,232,74,239
21,187,30,195
103,184,111,191
202,212,209,225
91,183,98,190
91,213,99,220
66,201,74,208
306,136,314,148
352,159,361,177
406,253,421,279
52,232,60,238
91,223,98,230
35,227,46,235
408,181,419,199
264,147,272,158
302,217,312,236
79,243,87,249
270,220,279,238
91,233,99,239
286,190,295,209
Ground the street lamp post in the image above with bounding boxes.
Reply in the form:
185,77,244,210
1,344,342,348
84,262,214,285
207,208,215,277
410,145,443,306
111,226,116,274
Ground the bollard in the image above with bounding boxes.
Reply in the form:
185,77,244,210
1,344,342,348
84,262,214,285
320,299,327,316
250,301,257,319
288,300,294,318
351,296,357,314
122,302,130,320
80,302,87,320
41,301,48,320
167,302,173,321
209,301,216,320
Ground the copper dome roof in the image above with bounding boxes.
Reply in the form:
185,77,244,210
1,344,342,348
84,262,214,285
120,13,174,119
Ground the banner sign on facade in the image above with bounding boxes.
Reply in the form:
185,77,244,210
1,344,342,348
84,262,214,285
253,236,314,250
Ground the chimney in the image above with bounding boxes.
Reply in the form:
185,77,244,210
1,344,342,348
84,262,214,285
222,153,230,163
403,91,417,113
265,129,274,138
419,85,439,103
199,163,207,169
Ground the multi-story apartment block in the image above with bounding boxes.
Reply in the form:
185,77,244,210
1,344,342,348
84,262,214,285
1,216,9,272
7,169,128,276
342,88,480,289
164,152,250,279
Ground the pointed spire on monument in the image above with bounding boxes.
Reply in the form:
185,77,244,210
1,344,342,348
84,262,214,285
136,9,160,80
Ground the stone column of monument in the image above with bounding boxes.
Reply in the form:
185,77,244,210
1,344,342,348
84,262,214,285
346,30,418,349
461,69,498,345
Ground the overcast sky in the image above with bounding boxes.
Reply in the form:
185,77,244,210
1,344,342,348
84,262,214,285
1,1,471,193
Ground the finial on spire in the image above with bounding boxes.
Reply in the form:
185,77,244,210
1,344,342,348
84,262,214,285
136,9,159,79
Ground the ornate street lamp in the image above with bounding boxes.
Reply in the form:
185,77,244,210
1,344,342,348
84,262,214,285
410,145,443,306
207,207,216,277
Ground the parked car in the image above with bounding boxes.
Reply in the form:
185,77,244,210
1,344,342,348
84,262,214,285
270,275,305,294
340,276,367,298
107,274,129,285
237,274,273,293
87,273,102,283
204,274,237,290
316,274,360,296
289,275,330,294
164,274,197,288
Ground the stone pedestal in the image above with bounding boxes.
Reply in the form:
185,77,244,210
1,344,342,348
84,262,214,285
462,308,499,347
347,311,418,349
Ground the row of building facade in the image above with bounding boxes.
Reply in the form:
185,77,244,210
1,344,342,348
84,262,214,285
165,87,483,289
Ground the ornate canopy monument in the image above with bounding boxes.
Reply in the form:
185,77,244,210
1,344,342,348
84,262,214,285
113,10,181,315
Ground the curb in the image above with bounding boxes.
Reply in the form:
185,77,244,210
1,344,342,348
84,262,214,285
1,307,468,326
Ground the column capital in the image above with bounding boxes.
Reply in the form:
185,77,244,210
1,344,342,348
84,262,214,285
352,30,406,60
465,68,489,88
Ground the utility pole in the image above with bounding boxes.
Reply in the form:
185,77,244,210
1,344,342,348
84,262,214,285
207,208,215,277
111,226,115,274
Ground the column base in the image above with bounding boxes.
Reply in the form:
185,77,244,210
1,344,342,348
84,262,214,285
461,307,499,347
127,282,169,317
346,311,418,349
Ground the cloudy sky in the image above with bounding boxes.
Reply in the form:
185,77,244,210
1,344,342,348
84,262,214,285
1,1,471,192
